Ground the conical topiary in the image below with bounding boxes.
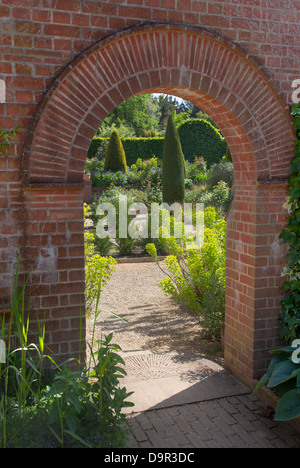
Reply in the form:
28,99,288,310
162,113,185,205
104,130,127,173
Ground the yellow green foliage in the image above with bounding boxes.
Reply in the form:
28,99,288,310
84,204,117,313
147,206,226,339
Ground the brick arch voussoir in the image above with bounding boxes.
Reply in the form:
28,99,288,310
22,23,294,187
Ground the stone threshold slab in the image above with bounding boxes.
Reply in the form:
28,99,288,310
120,351,250,414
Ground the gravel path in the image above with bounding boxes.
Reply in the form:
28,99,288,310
86,261,223,361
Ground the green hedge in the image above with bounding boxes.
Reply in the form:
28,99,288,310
177,119,227,166
87,137,164,166
87,119,228,166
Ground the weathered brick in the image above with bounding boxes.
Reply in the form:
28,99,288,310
2,3,297,378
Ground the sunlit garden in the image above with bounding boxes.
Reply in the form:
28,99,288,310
0,95,299,447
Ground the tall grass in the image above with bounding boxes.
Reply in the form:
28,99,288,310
0,256,133,448
0,258,58,446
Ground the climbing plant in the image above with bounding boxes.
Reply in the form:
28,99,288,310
253,104,300,422
279,103,300,342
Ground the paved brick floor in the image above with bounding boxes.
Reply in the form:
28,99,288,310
120,351,300,449
126,392,300,448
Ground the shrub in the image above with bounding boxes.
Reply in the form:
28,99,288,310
147,206,226,339
84,157,104,175
91,170,130,188
162,113,186,205
84,229,117,312
209,181,231,213
104,130,127,173
84,203,113,256
184,185,207,204
178,119,227,166
185,181,232,215
207,161,234,188
88,157,162,189
138,209,183,256
121,137,164,165
186,156,208,184
92,191,137,257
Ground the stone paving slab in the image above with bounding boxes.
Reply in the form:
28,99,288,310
121,351,249,413
121,351,300,448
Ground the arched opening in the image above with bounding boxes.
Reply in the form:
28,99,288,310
21,23,294,388
83,91,232,367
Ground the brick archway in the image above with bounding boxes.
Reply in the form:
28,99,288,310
22,23,294,387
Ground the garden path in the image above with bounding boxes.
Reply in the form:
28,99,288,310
86,261,220,359
86,262,300,448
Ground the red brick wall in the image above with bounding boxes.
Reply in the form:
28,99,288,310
0,1,299,386
21,186,85,361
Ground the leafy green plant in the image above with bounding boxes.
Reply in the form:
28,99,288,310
84,202,113,256
0,251,133,448
88,155,162,190
207,161,234,189
114,195,136,256
253,343,300,421
84,229,117,312
0,259,59,447
185,181,232,215
147,206,226,339
279,103,300,342
46,336,133,449
0,126,18,156
87,334,134,446
186,156,208,184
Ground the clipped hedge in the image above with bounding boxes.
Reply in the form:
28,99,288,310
104,130,127,173
177,119,227,166
87,118,228,167
87,137,164,165
162,113,185,205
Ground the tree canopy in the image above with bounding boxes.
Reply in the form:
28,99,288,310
96,94,202,138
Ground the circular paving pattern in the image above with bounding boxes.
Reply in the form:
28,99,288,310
122,353,180,381
121,351,215,384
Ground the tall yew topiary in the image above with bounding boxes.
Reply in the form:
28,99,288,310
104,130,127,173
162,113,185,205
